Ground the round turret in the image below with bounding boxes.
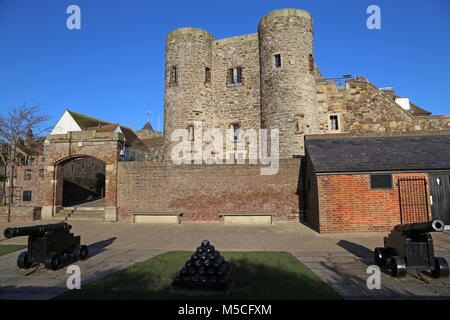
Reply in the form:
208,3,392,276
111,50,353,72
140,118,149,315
258,9,319,157
163,28,214,161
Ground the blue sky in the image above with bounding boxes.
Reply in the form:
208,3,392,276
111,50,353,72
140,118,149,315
0,0,449,132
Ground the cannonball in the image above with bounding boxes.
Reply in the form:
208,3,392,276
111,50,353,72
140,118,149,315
201,240,210,247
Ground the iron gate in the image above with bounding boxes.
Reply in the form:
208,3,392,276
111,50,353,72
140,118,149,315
398,177,430,224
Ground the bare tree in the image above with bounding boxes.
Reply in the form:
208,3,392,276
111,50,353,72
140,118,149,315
0,104,51,221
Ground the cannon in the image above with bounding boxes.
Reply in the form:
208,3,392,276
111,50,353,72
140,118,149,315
3,222,88,270
374,220,449,278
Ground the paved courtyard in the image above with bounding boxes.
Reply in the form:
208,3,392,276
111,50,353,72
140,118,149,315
0,221,449,299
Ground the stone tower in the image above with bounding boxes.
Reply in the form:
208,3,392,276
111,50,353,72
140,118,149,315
258,9,319,157
163,28,214,161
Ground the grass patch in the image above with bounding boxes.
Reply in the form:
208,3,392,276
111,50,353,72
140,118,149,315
0,245,26,256
57,251,341,300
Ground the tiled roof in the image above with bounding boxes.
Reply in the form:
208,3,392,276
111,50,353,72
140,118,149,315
68,110,142,146
67,110,110,130
306,134,450,173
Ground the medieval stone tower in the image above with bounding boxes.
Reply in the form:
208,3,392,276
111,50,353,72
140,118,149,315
259,9,319,157
163,8,320,160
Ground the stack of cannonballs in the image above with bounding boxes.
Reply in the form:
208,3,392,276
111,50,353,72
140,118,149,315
172,240,234,290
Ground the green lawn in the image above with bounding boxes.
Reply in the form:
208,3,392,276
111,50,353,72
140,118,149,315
57,251,341,300
0,245,26,256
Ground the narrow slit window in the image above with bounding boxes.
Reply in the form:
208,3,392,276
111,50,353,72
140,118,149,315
330,115,339,131
232,124,241,142
228,68,235,84
188,125,194,141
274,54,282,68
205,67,211,85
170,66,178,86
309,54,315,73
236,67,242,83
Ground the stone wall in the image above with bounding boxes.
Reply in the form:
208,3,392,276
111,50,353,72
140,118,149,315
117,159,301,222
162,9,320,161
259,9,319,158
317,77,450,134
212,34,262,139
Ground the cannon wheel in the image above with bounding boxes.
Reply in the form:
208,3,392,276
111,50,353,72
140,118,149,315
431,257,449,278
374,247,386,266
390,256,407,277
17,251,32,269
75,245,89,260
44,252,62,270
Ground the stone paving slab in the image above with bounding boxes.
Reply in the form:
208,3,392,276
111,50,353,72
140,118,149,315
294,250,450,300
0,247,165,300
0,222,449,300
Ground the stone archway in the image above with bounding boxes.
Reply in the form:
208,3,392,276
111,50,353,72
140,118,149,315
40,130,124,221
56,155,106,207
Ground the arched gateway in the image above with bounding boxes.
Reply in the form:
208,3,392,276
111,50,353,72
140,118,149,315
41,130,123,221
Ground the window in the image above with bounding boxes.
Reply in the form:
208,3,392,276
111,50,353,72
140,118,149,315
232,124,241,142
188,125,194,141
170,66,178,86
309,54,315,73
228,67,243,85
205,67,211,85
274,54,282,68
236,67,242,83
329,115,339,131
370,174,393,189
39,168,44,178
24,169,32,181
23,191,32,202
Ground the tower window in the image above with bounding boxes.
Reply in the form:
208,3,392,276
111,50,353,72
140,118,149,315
274,54,282,68
188,125,194,141
205,67,211,85
232,124,241,142
329,115,339,131
228,67,243,85
170,66,178,86
236,67,242,83
309,54,315,73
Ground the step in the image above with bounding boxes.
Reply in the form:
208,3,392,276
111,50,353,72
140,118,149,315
75,207,105,212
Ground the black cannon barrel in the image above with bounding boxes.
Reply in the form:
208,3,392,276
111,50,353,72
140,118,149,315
394,219,445,235
3,222,71,239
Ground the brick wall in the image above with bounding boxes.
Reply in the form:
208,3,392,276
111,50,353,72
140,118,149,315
0,206,39,223
310,172,431,233
117,159,301,222
11,164,46,207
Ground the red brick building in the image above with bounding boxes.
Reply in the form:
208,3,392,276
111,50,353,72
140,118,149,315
303,133,450,233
